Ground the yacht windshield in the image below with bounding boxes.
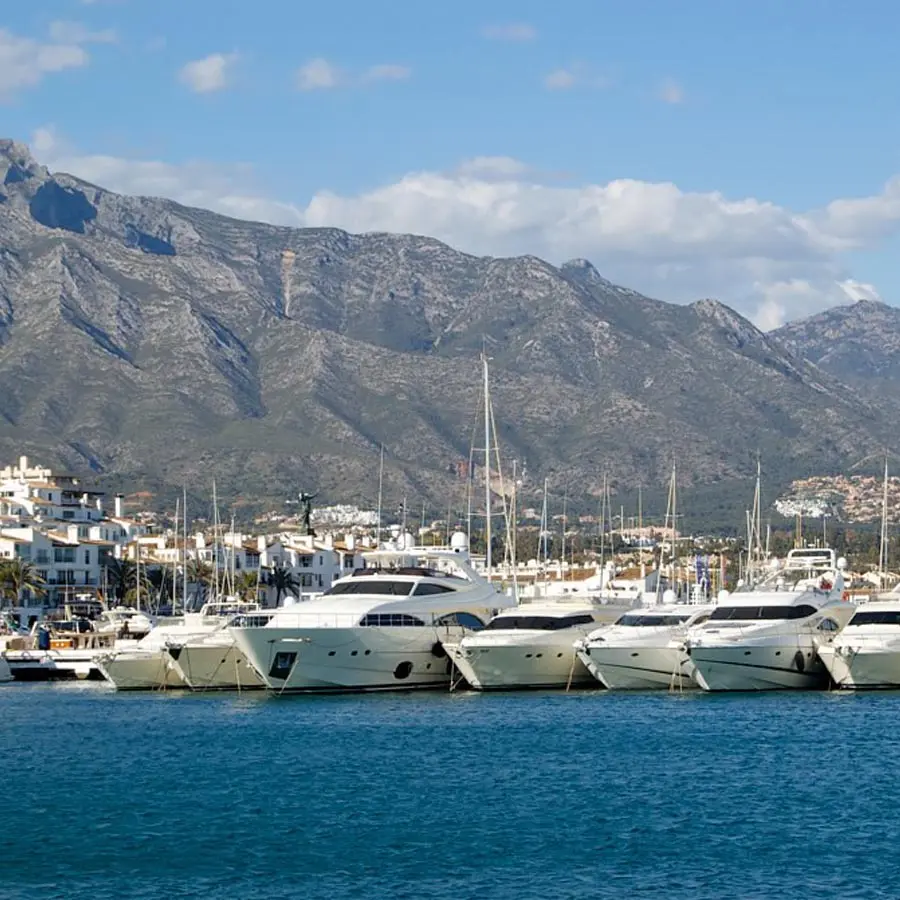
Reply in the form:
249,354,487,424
324,581,413,597
615,613,692,627
848,610,900,626
484,614,595,631
709,604,818,621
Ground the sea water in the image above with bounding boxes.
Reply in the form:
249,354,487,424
1,682,897,899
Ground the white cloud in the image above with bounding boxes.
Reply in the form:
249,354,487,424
659,78,685,104
455,156,532,180
0,26,95,99
48,20,117,44
296,58,410,90
360,63,411,84
29,130,900,330
178,52,238,93
543,63,610,91
480,23,537,42
296,58,343,91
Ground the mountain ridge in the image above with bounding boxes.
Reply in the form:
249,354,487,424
0,138,895,520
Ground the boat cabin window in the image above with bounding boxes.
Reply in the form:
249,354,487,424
616,614,692,627
484,614,595,631
411,583,456,596
708,604,818,621
435,612,485,629
232,614,275,628
848,609,900,627
359,613,426,627
325,581,413,597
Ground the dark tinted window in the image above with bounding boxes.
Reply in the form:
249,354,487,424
359,613,426,627
709,605,818,621
848,610,900,626
325,581,412,596
412,583,455,596
616,614,691,627
435,612,485,629
484,614,594,631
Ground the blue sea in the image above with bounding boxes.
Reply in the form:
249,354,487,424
1,683,897,899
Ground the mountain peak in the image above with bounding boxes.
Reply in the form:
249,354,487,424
0,138,48,186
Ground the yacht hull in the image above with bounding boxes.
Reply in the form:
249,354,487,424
231,626,460,692
689,644,826,691
167,642,265,691
817,644,900,689
95,651,185,690
578,644,697,690
442,640,593,690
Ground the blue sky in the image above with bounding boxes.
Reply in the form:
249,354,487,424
3,0,900,327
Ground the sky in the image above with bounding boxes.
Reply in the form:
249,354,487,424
2,0,900,329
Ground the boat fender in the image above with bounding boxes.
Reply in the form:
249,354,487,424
430,642,447,659
819,577,833,591
841,591,850,602
793,650,805,673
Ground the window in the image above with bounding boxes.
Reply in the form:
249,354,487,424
708,605,818,622
324,581,413,597
848,610,900,626
62,511,75,519
435,612,485,629
615,613,692,627
233,614,274,628
359,613,426,627
412,583,455,596
484,614,595,631
83,550,90,565
53,548,75,563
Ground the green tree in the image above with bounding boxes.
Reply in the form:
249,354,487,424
267,563,298,606
0,559,46,607
235,570,260,603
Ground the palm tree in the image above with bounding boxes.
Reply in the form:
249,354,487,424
187,559,214,605
235,570,260,603
103,558,151,606
0,559,46,608
267,563,298,606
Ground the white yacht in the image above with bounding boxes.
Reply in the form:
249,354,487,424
95,601,258,690
229,539,513,693
817,601,900,689
165,613,274,691
574,601,715,690
441,603,613,690
94,607,154,640
684,548,854,691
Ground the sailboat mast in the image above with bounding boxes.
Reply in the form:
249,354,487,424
540,478,549,565
880,453,889,575
182,486,188,611
483,353,492,577
135,534,141,612
171,497,179,614
375,444,384,548
212,479,219,600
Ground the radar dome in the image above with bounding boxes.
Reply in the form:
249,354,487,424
662,589,676,604
450,531,469,552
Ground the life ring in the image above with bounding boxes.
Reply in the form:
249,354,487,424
819,577,833,592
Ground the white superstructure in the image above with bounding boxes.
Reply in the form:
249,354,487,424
229,540,513,693
575,602,715,690
685,548,854,691
817,601,900,689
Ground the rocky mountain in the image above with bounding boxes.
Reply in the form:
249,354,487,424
0,138,894,521
773,300,900,402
